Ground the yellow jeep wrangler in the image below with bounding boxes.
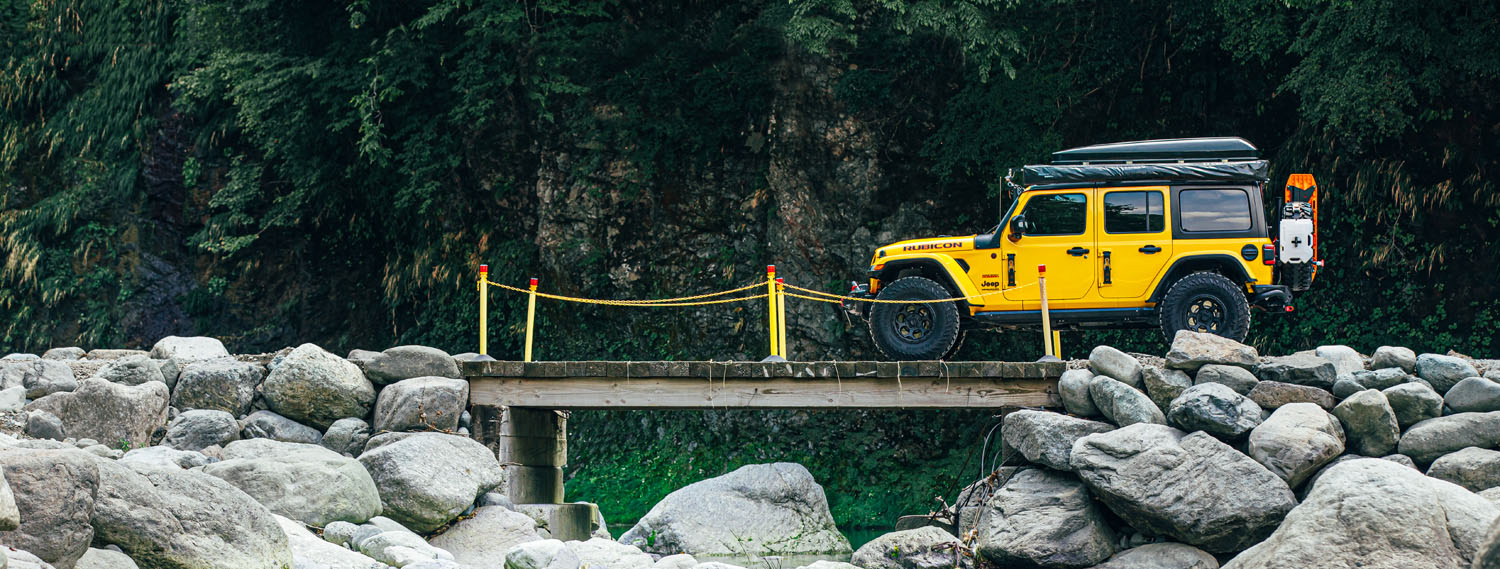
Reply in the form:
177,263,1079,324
845,137,1321,360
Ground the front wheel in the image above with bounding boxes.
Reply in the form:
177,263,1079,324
1158,271,1251,343
869,277,962,360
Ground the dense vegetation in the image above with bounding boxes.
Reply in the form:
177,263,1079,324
4,0,1498,529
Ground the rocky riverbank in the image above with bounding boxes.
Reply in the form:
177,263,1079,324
2,333,1500,569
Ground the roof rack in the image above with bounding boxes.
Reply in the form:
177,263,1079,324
1050,137,1258,165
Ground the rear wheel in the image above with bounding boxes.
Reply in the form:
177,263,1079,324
1158,271,1251,343
869,277,961,360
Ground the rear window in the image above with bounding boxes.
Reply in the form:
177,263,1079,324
1104,191,1165,233
1179,189,1252,232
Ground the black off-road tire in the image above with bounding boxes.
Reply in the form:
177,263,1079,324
1284,263,1315,292
1158,271,1251,343
869,276,962,360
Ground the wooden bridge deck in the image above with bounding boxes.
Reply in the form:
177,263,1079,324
463,360,1064,409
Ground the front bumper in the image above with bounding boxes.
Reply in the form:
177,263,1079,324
842,283,874,320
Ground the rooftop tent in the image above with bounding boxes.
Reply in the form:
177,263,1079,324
1050,137,1259,165
1020,137,1270,186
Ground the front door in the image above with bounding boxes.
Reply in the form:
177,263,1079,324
1003,190,1096,302
1097,187,1173,298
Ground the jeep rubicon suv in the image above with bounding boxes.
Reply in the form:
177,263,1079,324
845,137,1321,360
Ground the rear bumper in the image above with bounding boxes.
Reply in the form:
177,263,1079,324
1251,284,1294,313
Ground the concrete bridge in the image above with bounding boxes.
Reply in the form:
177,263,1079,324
463,360,1064,539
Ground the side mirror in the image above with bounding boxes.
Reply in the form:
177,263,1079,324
1009,215,1028,241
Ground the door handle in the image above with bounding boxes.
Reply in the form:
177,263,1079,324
1067,247,1090,257
1139,245,1161,254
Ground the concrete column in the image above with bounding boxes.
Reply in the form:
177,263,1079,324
500,407,593,540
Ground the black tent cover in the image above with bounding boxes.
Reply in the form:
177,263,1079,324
1021,160,1270,186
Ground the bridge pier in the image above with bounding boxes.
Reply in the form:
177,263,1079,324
472,405,597,540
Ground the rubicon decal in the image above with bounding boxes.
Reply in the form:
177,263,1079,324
901,241,965,251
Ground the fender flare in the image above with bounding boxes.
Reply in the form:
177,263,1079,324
1147,254,1255,303
870,255,986,307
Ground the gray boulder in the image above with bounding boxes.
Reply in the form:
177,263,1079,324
1383,381,1444,429
1071,424,1295,553
1090,346,1143,389
25,378,168,449
0,469,17,531
1246,381,1334,410
1059,369,1099,417
974,469,1116,568
1331,389,1400,457
242,410,324,445
90,457,292,569
149,336,231,385
1089,375,1166,427
373,376,469,433
853,526,969,569
567,537,654,569
1445,377,1500,413
1255,354,1336,390
1091,543,1218,569
1477,518,1500,569
1000,410,1113,471
119,446,215,470
359,346,461,387
1382,453,1418,469
23,410,64,441
202,438,383,526
1247,403,1345,488
1,360,77,399
1143,367,1193,412
262,344,376,430
93,355,166,387
149,335,229,361
84,349,148,361
1167,382,1262,439
428,506,542,567
1370,346,1417,372
619,463,849,557
357,432,505,532
357,527,455,566
162,409,240,452
1223,458,1498,569
1164,331,1257,372
1349,367,1409,391
0,385,25,412
1193,364,1258,395
5,549,55,569
1397,412,1500,465
42,348,85,361
1427,447,1500,492
321,417,372,457
172,359,265,416
75,548,137,569
1315,345,1364,376
1331,377,1363,400
0,447,99,569
505,539,580,569
273,513,384,569
1417,353,1480,395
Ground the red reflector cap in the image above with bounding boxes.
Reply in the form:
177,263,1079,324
767,265,776,273
1038,264,1047,273
480,264,488,272
529,278,538,286
1285,306,1295,312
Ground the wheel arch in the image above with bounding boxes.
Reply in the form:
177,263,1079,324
872,258,972,312
1147,254,1254,303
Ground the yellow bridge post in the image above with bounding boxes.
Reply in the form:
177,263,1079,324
1052,330,1062,359
525,277,538,362
1039,265,1054,358
479,265,489,356
776,277,789,360
767,265,780,358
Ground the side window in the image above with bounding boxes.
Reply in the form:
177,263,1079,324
1104,191,1165,233
1179,189,1252,232
1022,193,1087,235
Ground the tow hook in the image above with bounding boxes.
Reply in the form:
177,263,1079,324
842,282,873,319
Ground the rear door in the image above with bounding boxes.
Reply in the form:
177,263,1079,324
1097,187,1172,298
1003,189,1096,302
